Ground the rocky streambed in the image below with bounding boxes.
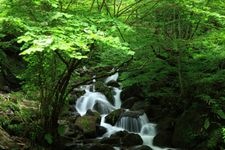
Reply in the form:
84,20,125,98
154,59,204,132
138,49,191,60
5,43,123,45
60,73,176,150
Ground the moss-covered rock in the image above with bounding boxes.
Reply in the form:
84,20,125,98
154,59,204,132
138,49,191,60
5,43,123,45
105,109,125,126
75,115,100,138
94,81,114,104
120,84,144,101
121,97,142,109
106,80,120,88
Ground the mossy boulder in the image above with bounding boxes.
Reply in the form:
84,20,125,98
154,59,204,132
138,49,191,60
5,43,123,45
106,80,120,88
120,110,144,118
95,81,114,104
75,115,100,138
120,84,144,101
121,97,142,109
105,109,125,126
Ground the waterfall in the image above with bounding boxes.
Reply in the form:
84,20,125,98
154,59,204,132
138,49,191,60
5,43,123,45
75,89,115,116
75,73,175,150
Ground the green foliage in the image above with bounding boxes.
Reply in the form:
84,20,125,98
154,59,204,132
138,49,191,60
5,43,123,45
222,128,225,143
57,125,66,136
0,92,39,139
44,133,53,144
1,0,225,149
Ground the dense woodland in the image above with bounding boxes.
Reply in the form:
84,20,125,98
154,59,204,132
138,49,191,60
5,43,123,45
0,0,225,149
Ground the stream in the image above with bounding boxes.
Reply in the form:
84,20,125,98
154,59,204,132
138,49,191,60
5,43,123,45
75,73,174,150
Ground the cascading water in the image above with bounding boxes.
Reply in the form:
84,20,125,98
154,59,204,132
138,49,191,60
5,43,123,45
75,73,175,150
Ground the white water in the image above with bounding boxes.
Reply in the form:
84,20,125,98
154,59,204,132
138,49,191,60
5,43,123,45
75,73,175,150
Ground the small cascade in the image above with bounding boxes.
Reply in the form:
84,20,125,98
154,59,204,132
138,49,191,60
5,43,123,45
75,88,114,116
112,87,122,109
115,113,148,132
105,72,119,83
75,73,175,150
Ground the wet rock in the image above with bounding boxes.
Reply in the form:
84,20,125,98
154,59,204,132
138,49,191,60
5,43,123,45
95,81,114,104
100,137,120,146
153,131,173,147
110,130,129,138
122,133,143,147
96,125,107,137
121,110,144,118
121,97,142,109
102,131,143,147
144,105,164,121
75,115,100,138
0,126,18,149
106,80,120,87
131,101,146,111
105,109,125,126
93,101,112,114
120,84,144,101
130,145,153,150
86,109,101,119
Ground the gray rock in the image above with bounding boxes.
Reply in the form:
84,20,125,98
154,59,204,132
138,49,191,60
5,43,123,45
105,109,125,125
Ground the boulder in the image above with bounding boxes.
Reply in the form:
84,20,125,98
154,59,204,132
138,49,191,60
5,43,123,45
93,102,112,114
101,131,143,147
121,97,142,109
95,81,114,104
144,105,164,122
106,80,120,87
0,126,18,149
120,84,144,101
100,137,120,146
105,109,125,126
96,125,107,137
122,133,143,147
153,131,173,147
86,109,101,119
131,101,146,111
75,115,100,138
120,110,144,118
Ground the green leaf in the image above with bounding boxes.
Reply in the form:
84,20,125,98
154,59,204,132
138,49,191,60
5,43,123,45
20,46,44,55
57,125,66,136
216,110,225,120
44,133,53,144
204,118,210,129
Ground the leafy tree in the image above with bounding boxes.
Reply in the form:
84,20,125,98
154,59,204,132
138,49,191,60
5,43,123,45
1,0,134,142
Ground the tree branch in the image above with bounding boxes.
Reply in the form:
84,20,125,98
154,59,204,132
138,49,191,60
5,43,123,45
55,51,69,68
